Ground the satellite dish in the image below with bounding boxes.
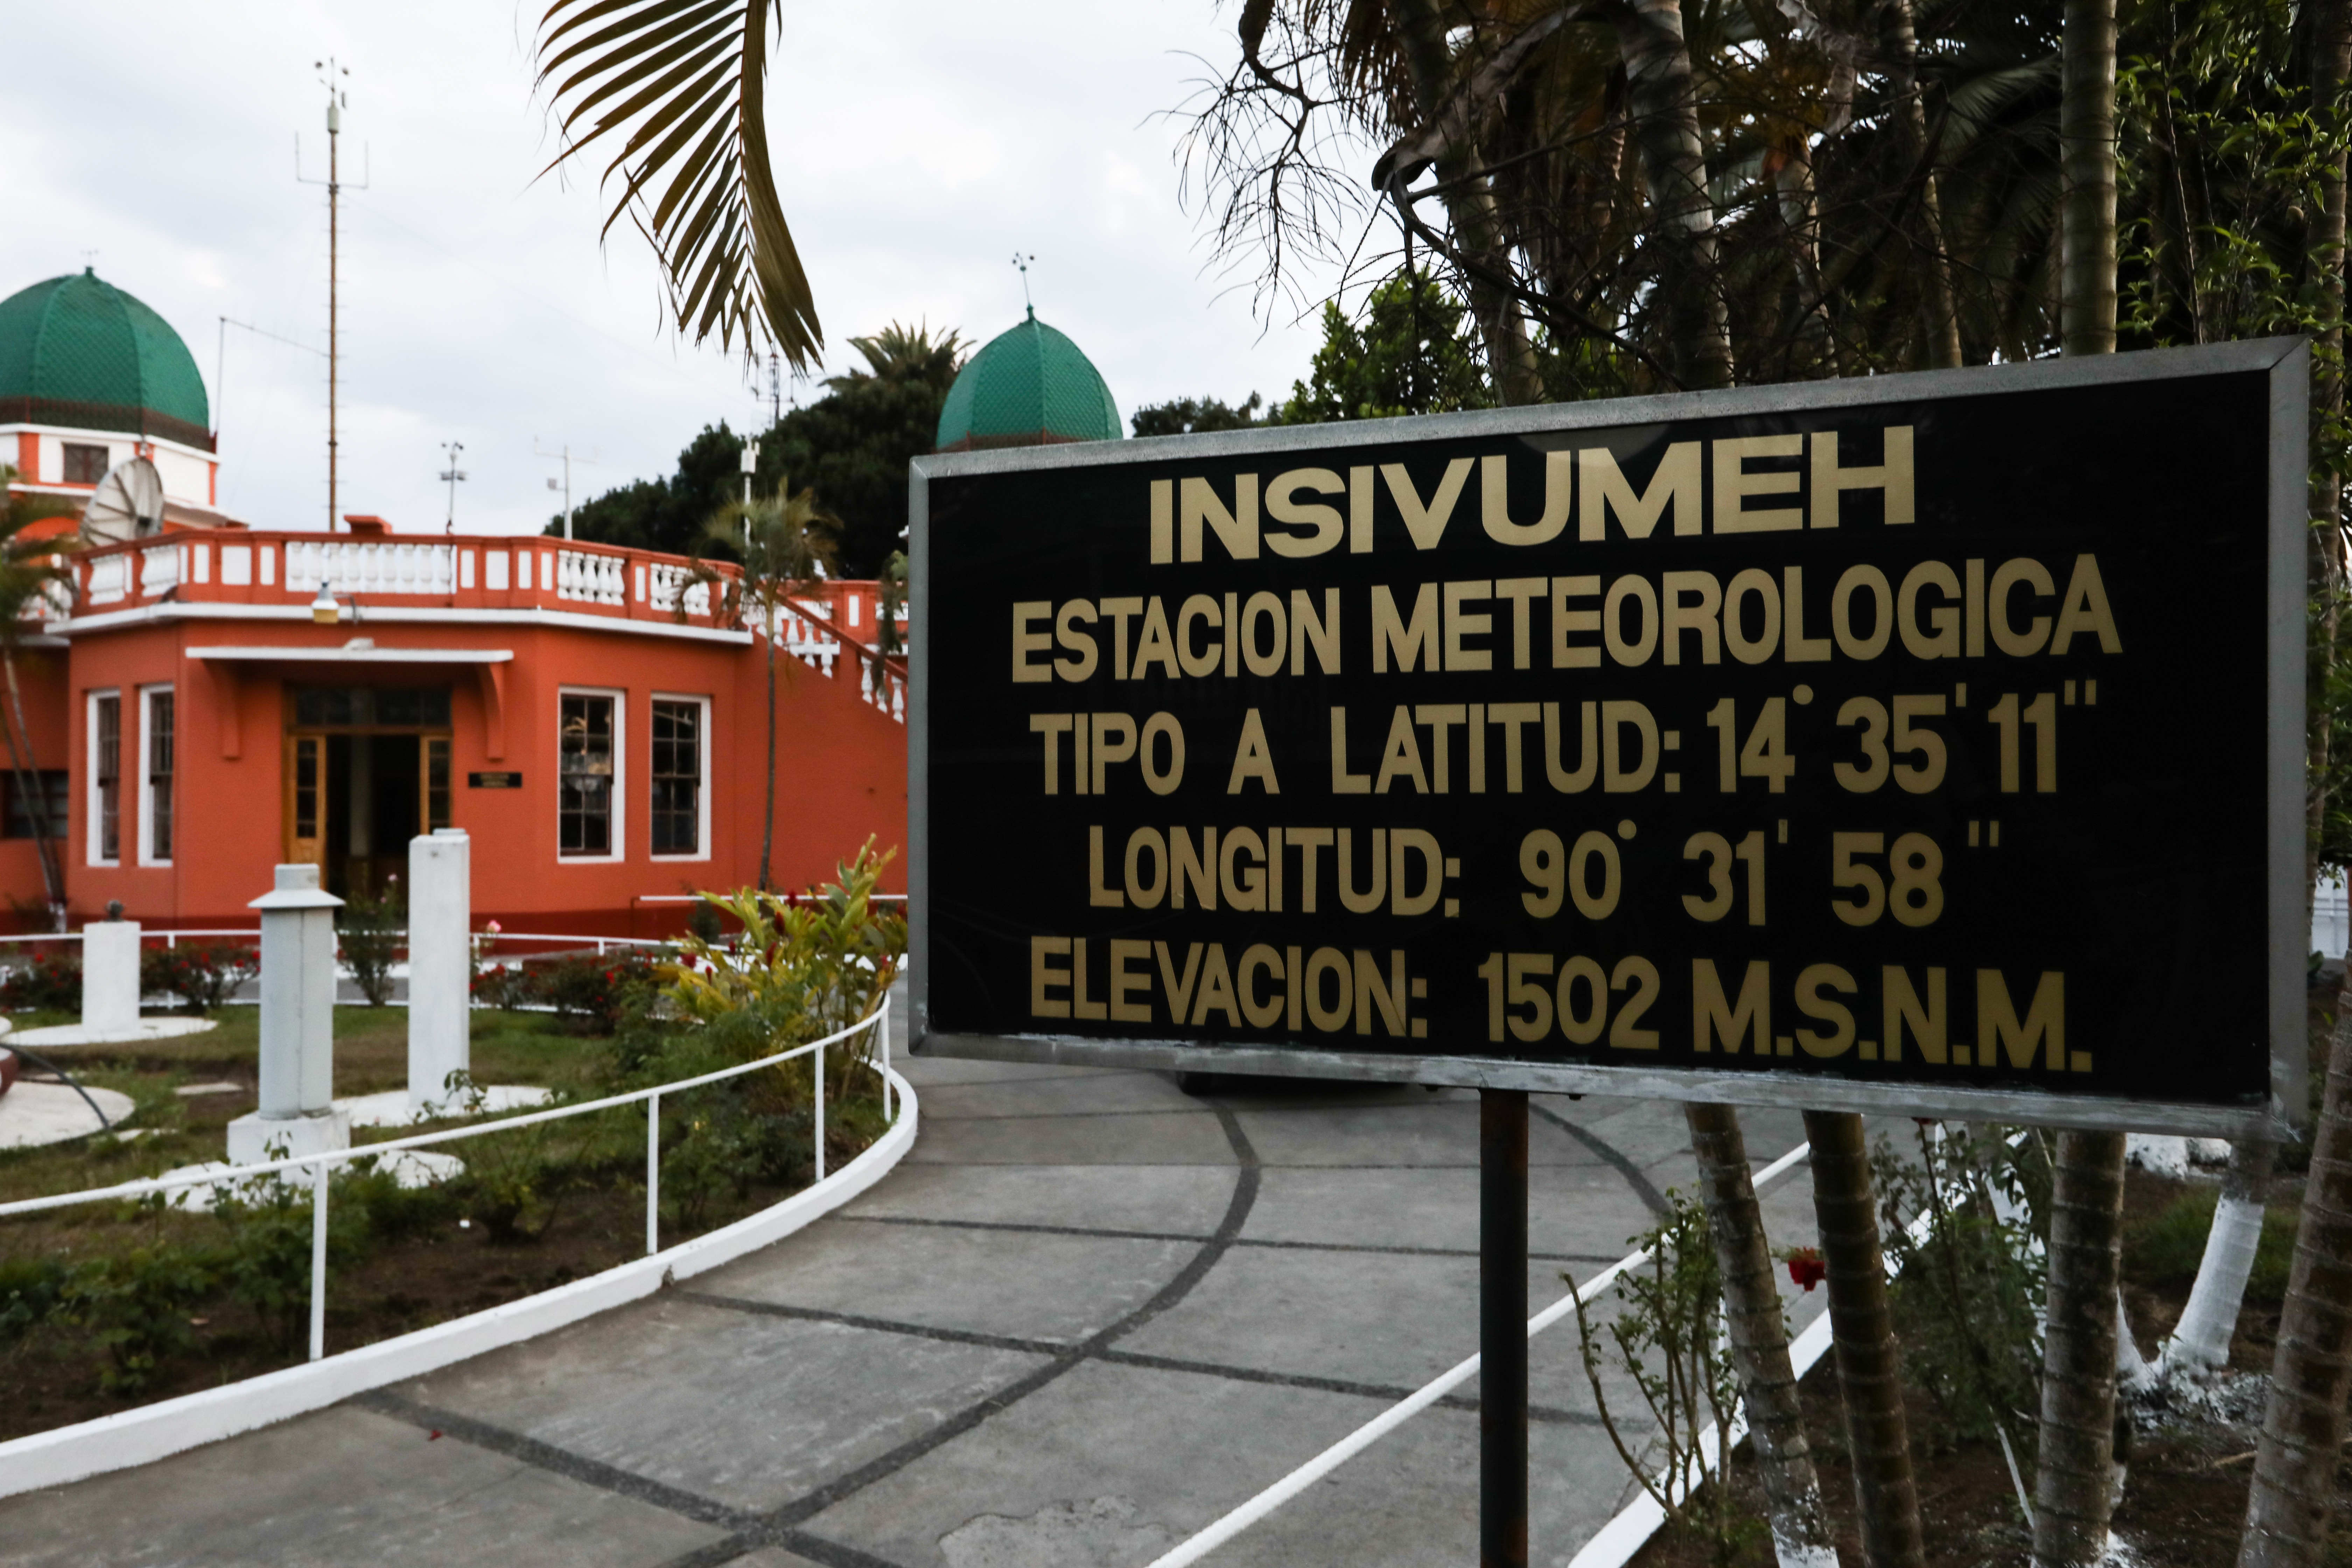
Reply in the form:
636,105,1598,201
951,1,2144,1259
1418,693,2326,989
82,457,165,545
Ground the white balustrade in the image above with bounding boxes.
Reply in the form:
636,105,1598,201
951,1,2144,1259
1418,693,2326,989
85,555,131,606
556,548,626,606
140,543,181,596
648,562,711,617
285,540,456,596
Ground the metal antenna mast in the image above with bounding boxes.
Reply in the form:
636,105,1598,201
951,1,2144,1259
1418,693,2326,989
535,439,598,540
298,59,366,531
439,441,467,532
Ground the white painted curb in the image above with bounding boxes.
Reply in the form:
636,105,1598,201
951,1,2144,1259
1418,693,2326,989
0,1067,918,1499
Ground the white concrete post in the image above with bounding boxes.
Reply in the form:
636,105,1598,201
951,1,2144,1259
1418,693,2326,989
407,828,470,1117
80,917,141,1032
228,864,350,1165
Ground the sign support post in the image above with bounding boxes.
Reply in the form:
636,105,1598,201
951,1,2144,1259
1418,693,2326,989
1481,1086,1530,1568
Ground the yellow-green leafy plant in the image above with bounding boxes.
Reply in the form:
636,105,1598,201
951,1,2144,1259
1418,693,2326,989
664,839,904,1096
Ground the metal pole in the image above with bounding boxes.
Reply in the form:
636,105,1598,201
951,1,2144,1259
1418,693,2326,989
813,1044,826,1182
309,1159,329,1362
880,1000,893,1123
1480,1088,1529,1568
645,1091,661,1255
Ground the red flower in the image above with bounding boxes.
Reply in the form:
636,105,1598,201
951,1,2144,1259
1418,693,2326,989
1786,1248,1826,1293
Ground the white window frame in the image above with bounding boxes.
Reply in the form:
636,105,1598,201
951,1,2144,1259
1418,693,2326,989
86,688,121,867
648,692,713,862
555,685,625,863
138,684,175,866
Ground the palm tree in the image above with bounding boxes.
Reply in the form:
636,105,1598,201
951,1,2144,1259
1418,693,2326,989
696,480,835,891
2031,7,2128,1565
534,0,821,369
831,322,966,392
0,469,71,925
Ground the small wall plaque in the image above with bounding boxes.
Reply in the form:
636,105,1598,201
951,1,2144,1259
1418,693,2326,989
467,771,522,790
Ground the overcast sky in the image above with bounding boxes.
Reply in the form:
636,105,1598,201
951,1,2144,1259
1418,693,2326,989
0,2,1375,537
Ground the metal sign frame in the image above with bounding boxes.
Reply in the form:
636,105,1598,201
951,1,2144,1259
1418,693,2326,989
908,340,2309,1139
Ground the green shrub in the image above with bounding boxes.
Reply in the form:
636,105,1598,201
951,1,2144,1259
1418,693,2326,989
0,951,78,1011
336,872,404,1007
59,1240,214,1395
535,952,658,1034
0,1254,66,1343
140,941,260,1014
1874,1123,2049,1450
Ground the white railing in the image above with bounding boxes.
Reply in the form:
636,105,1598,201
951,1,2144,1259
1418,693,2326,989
0,995,895,1365
647,562,712,617
556,549,626,606
779,602,841,675
139,544,182,596
85,554,131,606
285,541,457,597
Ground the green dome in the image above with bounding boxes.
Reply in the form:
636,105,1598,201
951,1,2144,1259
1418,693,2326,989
934,308,1120,451
0,270,212,449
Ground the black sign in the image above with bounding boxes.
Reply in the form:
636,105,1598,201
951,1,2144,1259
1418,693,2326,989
910,343,2306,1135
468,772,522,790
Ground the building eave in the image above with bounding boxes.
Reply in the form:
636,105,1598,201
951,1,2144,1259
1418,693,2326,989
44,602,757,645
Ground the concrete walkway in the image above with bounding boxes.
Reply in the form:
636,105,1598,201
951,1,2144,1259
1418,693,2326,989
0,1014,1829,1568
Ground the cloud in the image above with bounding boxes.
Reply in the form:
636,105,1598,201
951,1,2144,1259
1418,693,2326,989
0,0,1367,539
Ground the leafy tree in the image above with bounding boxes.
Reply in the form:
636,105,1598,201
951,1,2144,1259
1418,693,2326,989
753,323,964,578
1273,271,1491,424
553,424,747,561
1129,394,1268,437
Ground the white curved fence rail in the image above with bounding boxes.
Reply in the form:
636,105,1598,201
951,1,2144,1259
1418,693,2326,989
0,997,896,1366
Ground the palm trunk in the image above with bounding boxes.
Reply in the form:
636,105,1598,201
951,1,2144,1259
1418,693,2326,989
2163,1134,2275,1380
2029,9,2125,1562
1388,0,1544,405
1886,0,1961,370
2240,987,2352,1568
1802,1108,1925,1568
2032,1129,2128,1568
2058,0,2118,358
1,649,63,922
2306,0,2352,905
1611,0,1734,390
1686,1103,1838,1568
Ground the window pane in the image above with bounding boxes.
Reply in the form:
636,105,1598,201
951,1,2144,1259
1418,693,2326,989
62,444,108,484
4,771,66,839
426,737,451,830
292,685,451,729
558,693,615,856
650,699,700,855
95,695,120,861
148,690,174,861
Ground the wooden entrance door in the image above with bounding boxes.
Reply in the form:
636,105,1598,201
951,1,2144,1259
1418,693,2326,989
285,734,326,865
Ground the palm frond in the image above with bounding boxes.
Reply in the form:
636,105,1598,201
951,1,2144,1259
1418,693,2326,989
537,0,822,369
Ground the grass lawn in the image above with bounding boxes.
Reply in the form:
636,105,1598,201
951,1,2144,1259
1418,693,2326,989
0,1006,601,1207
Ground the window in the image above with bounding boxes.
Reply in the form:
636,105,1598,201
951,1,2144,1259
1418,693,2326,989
142,687,174,864
90,692,121,863
292,685,451,728
3,771,66,839
650,698,707,856
62,443,108,484
425,737,451,831
558,691,618,857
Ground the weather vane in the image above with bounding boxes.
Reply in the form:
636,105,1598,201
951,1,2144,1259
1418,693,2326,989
1011,252,1034,314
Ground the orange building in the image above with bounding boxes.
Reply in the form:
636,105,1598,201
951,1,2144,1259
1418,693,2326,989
0,272,909,933
3,529,906,934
